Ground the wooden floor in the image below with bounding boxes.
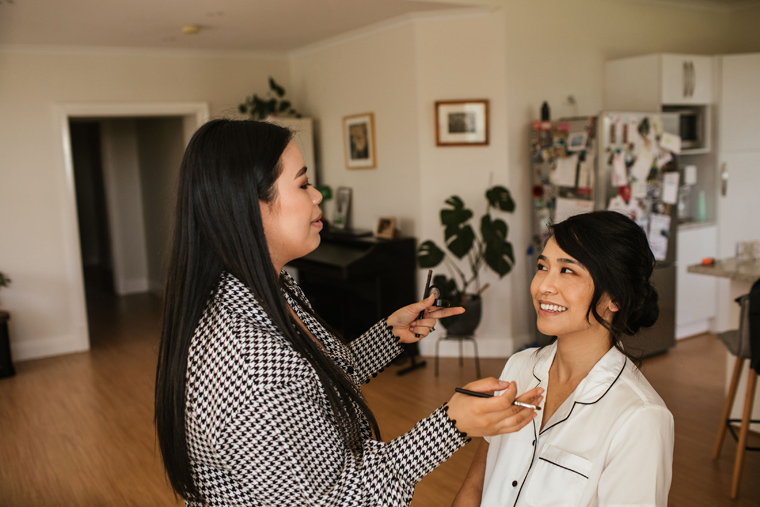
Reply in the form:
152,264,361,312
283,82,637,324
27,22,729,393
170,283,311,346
1,290,758,506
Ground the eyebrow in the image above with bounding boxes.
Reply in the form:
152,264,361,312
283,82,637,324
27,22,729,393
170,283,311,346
295,166,308,178
537,254,581,266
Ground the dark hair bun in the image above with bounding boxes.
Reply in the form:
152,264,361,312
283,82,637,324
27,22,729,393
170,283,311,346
626,283,659,334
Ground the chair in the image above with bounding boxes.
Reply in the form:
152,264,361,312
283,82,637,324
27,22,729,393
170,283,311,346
434,333,481,378
712,292,759,499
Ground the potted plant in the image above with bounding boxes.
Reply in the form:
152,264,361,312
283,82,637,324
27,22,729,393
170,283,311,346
238,77,302,120
416,186,515,335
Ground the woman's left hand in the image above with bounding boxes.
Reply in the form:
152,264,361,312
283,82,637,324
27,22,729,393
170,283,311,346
387,294,465,344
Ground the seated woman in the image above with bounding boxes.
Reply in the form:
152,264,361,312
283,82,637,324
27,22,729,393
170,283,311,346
453,210,674,507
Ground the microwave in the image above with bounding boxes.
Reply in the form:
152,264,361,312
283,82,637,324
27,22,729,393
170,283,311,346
661,105,709,152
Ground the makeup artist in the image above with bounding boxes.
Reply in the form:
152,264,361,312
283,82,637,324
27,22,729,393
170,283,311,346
154,119,542,506
452,211,674,507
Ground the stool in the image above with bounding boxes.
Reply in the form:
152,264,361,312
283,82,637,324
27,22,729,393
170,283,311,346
434,333,480,378
712,293,759,499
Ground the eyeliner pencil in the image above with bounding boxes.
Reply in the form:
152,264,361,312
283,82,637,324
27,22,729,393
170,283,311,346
455,387,541,410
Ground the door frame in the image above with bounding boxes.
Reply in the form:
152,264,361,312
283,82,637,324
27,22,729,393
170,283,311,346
55,102,208,356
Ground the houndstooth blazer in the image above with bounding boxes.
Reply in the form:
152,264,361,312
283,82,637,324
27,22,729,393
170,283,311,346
184,272,468,506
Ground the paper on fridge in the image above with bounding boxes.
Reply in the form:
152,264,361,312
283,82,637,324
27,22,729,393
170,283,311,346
660,132,681,154
648,213,671,261
611,152,628,187
662,171,680,205
555,197,593,221
630,145,654,183
552,154,579,187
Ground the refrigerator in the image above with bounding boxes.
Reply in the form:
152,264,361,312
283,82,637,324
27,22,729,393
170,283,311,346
529,112,677,357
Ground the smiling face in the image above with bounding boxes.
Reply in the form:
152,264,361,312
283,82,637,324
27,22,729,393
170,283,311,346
531,237,617,341
260,141,323,272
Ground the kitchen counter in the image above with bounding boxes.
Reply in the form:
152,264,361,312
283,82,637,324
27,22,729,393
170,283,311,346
687,257,760,284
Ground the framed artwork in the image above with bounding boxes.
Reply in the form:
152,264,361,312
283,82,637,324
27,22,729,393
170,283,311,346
374,217,396,239
343,113,377,169
332,186,352,229
435,99,489,146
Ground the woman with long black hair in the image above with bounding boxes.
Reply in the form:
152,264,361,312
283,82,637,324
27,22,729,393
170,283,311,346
154,119,542,506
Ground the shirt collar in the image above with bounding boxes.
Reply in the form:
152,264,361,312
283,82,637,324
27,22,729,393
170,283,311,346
532,341,627,405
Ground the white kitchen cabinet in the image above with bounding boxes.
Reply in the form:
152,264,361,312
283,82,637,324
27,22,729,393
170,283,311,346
715,53,760,332
605,53,714,111
660,54,714,105
676,223,718,339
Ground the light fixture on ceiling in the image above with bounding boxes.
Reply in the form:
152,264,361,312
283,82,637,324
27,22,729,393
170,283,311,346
181,25,200,35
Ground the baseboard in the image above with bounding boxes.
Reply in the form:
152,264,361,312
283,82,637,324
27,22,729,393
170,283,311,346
12,331,89,362
116,277,149,295
676,320,711,340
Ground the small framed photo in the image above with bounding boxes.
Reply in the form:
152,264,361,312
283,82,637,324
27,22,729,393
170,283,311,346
567,131,588,152
435,99,489,146
332,187,352,230
374,217,396,239
343,113,376,169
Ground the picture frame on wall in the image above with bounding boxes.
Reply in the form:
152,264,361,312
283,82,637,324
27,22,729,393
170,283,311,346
435,99,489,146
374,217,396,239
332,187,352,230
343,113,377,169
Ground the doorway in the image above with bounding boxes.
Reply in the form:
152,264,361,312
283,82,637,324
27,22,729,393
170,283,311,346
69,116,186,344
58,103,208,353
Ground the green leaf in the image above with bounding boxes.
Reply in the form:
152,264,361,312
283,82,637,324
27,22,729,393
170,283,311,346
484,240,515,278
486,185,515,212
481,215,507,244
444,195,464,211
446,225,475,259
417,241,446,268
238,104,248,114
315,185,332,201
268,77,285,97
278,100,292,112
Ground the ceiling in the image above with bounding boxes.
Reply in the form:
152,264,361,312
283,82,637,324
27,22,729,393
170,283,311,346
0,0,757,54
0,0,475,53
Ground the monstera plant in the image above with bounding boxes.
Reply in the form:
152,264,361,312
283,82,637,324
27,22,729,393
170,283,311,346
417,186,515,334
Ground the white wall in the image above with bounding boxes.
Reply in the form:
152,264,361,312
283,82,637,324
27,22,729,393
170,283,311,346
290,23,422,236
0,48,289,360
2,1,758,362
101,119,150,295
136,117,185,294
290,1,757,356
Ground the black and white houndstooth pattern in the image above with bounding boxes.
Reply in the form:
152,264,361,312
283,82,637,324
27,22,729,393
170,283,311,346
184,272,468,506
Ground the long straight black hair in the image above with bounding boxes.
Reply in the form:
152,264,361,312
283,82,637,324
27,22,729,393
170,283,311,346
154,119,380,501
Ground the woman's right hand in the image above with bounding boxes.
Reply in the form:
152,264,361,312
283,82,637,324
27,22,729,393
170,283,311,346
445,378,543,438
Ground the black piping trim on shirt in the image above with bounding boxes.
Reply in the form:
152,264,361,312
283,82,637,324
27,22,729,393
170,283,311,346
512,414,539,506
537,457,589,479
510,354,626,505
539,358,627,436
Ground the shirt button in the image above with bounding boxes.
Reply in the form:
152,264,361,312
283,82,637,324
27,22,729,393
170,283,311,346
512,480,518,487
